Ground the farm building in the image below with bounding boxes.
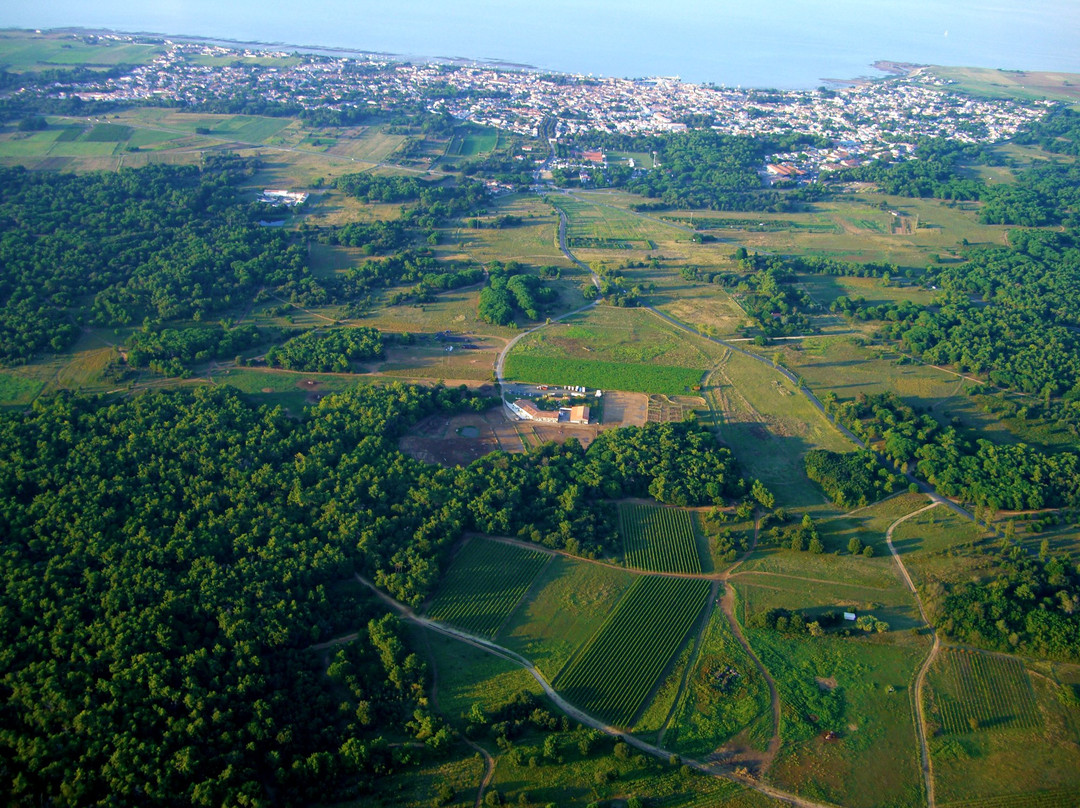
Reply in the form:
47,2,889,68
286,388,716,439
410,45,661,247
568,404,590,424
508,399,590,425
260,189,309,206
509,399,560,423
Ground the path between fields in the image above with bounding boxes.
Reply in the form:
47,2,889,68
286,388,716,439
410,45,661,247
352,573,838,808
884,502,942,808
419,631,495,808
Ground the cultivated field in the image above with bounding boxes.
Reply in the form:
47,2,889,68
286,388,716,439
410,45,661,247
620,503,703,574
426,538,551,637
554,576,711,727
499,557,635,679
929,650,1041,734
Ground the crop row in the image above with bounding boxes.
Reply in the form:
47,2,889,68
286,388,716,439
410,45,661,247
426,538,550,638
553,576,711,727
621,503,701,574
936,650,1041,734
940,789,1080,808
504,354,704,397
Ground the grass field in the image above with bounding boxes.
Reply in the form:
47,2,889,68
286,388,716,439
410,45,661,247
499,556,635,680
552,194,674,250
926,67,1080,103
929,650,1041,734
706,347,855,509
426,538,551,638
445,125,499,157
505,305,721,394
0,32,164,71
666,602,773,757
505,354,704,396
554,576,711,727
929,664,1080,804
937,792,1080,808
751,630,926,808
888,505,989,588
620,503,702,574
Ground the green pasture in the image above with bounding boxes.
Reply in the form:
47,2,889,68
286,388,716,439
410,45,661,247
510,305,725,368
498,556,635,680
926,66,1080,103
665,601,773,757
552,193,674,249
734,574,920,633
446,125,499,157
706,347,855,509
928,657,1080,804
751,630,926,808
0,32,163,71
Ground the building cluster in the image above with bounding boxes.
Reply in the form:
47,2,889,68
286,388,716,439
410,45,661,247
21,33,1054,177
508,399,591,425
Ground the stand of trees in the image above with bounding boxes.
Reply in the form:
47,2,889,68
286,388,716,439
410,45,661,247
824,391,1080,510
0,158,309,364
477,261,557,325
932,543,1080,662
264,326,384,372
804,448,903,508
0,383,753,805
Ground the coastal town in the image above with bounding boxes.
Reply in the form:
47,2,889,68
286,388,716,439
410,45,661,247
13,32,1054,176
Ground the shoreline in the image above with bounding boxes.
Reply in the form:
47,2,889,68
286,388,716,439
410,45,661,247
7,25,911,90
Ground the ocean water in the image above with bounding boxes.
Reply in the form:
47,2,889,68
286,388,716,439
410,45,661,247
3,0,1079,88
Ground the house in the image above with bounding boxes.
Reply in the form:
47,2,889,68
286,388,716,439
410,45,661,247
567,404,590,425
509,399,560,423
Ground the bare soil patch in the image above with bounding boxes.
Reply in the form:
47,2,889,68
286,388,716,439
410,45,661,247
816,676,838,692
400,407,524,466
603,390,648,427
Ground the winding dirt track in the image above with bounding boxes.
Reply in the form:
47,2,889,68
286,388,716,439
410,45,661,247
884,502,943,808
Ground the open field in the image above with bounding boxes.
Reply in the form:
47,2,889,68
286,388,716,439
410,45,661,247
554,576,711,727
772,336,1027,445
735,576,921,633
928,649,1041,734
928,659,1080,804
551,193,674,250
706,347,855,510
889,505,990,588
499,556,635,680
620,503,703,574
0,32,164,71
505,354,704,397
426,537,551,638
505,305,720,394
925,66,1080,103
418,628,542,727
666,603,773,759
751,631,926,808
444,125,499,157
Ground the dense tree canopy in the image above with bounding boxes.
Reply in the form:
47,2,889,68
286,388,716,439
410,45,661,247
0,384,752,805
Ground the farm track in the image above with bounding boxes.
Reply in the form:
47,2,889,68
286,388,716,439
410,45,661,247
885,502,942,808
420,631,495,808
352,573,840,808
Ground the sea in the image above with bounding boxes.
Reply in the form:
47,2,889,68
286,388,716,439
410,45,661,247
3,0,1079,89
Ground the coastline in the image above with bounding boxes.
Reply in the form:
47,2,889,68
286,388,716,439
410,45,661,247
10,25,910,89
